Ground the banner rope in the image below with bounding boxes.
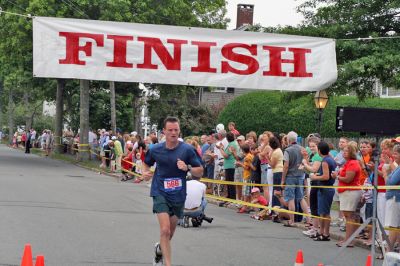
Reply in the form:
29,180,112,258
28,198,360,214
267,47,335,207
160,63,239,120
0,7,399,42
200,178,400,190
0,7,32,18
206,194,400,232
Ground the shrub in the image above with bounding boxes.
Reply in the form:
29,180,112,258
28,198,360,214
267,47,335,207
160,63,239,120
218,91,400,137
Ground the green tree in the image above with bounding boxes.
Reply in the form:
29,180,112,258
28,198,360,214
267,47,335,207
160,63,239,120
147,85,217,136
218,91,400,137
287,0,400,98
0,0,229,138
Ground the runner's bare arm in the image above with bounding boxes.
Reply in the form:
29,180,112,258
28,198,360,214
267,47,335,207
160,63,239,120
190,165,203,178
142,162,154,181
177,159,203,178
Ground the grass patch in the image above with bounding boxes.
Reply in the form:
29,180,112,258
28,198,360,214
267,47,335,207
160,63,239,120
48,152,108,173
26,147,103,170
51,153,77,164
30,148,46,156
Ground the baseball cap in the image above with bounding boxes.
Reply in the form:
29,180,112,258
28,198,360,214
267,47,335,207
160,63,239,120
392,136,400,143
237,135,245,141
251,187,260,193
111,136,117,140
130,131,137,136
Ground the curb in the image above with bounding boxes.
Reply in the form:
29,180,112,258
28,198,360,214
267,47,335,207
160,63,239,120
207,198,371,250
9,145,124,180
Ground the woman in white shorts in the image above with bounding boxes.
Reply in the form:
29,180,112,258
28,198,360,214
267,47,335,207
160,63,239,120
384,143,400,252
332,143,362,247
259,132,273,205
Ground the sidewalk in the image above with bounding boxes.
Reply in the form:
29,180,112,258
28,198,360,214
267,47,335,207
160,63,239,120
207,198,373,250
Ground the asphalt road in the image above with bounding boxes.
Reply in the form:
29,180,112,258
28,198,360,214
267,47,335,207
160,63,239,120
0,144,377,266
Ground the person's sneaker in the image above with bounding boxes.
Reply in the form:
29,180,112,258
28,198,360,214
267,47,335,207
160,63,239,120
183,216,190,228
309,231,320,239
302,228,317,237
251,215,260,220
394,242,399,253
330,218,341,227
153,242,163,266
133,178,143,184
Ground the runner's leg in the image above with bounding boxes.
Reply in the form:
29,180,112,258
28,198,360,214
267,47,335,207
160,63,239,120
169,215,179,240
157,213,172,266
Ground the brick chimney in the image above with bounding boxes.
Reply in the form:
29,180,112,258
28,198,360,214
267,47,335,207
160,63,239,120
236,4,254,29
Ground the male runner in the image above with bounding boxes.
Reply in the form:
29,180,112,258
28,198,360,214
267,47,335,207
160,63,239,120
143,117,203,266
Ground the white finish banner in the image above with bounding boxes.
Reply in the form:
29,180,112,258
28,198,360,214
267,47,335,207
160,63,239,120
33,16,337,91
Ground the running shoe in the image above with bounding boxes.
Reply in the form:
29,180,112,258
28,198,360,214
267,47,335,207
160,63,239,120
302,228,317,237
183,216,190,228
153,242,163,266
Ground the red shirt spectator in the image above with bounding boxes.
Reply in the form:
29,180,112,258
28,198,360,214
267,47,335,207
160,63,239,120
338,159,361,193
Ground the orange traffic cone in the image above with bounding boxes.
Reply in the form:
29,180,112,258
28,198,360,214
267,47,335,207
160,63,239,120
294,250,304,266
20,244,33,266
365,254,372,266
34,255,44,266
317,263,324,266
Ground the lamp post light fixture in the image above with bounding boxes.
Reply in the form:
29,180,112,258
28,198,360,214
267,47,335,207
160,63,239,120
314,90,329,135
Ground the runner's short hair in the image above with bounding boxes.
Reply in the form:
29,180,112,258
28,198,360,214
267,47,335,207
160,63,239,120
163,117,180,128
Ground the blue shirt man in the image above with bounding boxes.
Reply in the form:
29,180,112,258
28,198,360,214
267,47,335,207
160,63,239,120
142,117,203,266
145,141,202,203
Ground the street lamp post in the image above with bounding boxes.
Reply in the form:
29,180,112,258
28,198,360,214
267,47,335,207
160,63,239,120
314,90,329,135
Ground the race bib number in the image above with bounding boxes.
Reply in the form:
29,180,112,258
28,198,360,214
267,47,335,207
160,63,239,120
163,178,183,192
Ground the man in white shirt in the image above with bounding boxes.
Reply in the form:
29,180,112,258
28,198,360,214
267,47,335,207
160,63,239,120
213,130,228,179
182,176,213,227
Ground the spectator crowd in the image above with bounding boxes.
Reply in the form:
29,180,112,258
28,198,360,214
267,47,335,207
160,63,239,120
11,121,400,256
196,124,400,257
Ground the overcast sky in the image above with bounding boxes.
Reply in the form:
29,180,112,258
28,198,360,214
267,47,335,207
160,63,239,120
226,0,306,29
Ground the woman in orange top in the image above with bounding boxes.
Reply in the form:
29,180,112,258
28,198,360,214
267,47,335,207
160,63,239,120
359,140,373,185
332,143,361,247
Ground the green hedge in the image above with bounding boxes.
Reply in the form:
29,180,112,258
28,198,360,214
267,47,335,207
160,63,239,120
218,91,400,137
